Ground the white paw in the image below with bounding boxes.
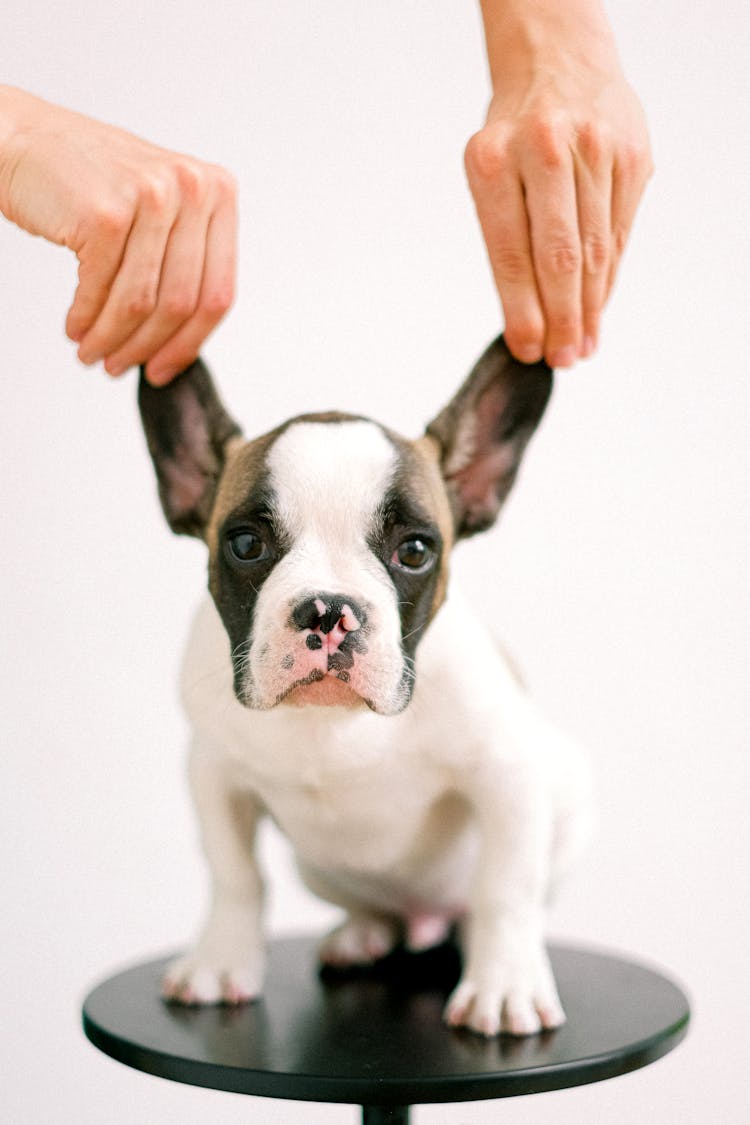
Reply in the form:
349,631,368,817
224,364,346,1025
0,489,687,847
162,949,264,1006
443,957,565,1038
318,915,400,968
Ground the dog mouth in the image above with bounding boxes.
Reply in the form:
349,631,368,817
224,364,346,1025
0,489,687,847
276,669,370,710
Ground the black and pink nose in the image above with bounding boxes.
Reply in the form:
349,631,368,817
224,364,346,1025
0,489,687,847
292,594,366,651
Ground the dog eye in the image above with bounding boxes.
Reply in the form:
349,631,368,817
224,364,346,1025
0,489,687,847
226,529,268,564
392,538,434,571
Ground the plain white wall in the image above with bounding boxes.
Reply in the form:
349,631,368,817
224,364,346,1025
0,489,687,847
1,2,747,1122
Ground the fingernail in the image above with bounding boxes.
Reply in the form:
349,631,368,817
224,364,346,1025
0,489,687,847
548,346,577,368
581,336,597,359
106,360,126,377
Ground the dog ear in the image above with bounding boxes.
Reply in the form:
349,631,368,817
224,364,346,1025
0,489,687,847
138,360,242,538
424,335,552,539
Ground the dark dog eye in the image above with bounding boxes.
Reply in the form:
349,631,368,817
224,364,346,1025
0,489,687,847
393,538,434,571
227,529,268,564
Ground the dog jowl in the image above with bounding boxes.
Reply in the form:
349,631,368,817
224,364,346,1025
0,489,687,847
137,337,592,1038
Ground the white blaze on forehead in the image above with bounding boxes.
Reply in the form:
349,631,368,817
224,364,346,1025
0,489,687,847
265,420,398,545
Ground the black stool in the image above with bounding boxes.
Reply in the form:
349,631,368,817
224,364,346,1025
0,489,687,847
83,934,689,1123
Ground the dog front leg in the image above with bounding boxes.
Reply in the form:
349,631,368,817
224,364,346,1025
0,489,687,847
162,743,266,1005
445,760,563,1037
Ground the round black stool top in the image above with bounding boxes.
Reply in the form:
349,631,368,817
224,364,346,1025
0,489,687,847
82,935,689,1110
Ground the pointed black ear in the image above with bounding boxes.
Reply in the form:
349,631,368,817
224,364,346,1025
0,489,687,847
138,359,242,538
425,335,552,539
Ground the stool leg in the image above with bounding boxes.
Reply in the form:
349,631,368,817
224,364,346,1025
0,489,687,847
361,1106,410,1125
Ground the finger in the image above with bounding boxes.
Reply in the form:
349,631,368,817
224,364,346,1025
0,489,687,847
522,133,583,367
574,126,613,357
65,208,132,342
103,198,212,376
77,187,176,365
607,148,651,300
464,130,545,363
144,185,237,385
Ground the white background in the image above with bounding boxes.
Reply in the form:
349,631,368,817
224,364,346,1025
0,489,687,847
1,2,748,1122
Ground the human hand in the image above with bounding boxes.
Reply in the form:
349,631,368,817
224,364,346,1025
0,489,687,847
0,86,237,384
466,2,653,368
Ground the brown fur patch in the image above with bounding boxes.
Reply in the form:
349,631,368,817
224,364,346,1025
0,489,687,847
409,434,455,620
206,432,277,553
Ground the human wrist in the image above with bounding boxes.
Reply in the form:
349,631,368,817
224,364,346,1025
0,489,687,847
479,0,621,92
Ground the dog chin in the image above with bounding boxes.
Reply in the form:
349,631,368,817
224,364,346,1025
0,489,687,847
278,673,369,710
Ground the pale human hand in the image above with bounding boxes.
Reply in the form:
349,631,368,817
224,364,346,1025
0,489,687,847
466,2,653,368
0,86,237,384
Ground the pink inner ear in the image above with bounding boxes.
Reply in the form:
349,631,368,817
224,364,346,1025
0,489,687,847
448,380,514,510
451,445,515,511
162,389,216,516
162,452,209,515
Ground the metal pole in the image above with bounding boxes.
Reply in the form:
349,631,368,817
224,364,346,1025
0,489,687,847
361,1106,411,1125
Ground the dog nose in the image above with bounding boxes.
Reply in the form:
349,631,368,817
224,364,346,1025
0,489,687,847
292,594,366,636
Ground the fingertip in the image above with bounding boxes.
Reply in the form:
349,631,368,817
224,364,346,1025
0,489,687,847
512,341,545,365
503,319,546,366
143,363,178,386
546,346,578,368
504,330,545,366
581,335,597,359
66,309,87,344
103,357,128,378
77,345,97,366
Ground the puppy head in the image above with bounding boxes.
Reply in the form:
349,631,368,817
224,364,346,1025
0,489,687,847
138,337,551,715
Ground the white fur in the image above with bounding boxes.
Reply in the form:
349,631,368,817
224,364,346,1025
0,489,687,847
165,576,593,1037
241,422,410,713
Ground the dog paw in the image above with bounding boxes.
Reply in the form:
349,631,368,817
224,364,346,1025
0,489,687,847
161,951,264,1006
318,915,400,968
443,962,565,1038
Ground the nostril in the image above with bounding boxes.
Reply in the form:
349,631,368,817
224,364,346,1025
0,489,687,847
292,598,324,633
291,594,366,635
338,605,361,633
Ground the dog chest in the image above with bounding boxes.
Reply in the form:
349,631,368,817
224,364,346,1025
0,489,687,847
257,763,463,876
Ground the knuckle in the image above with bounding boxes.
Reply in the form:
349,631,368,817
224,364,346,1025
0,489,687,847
619,140,652,181
576,120,608,166
539,239,581,278
91,201,132,237
464,128,508,182
137,173,173,214
612,223,628,257
161,289,199,321
173,159,207,205
123,285,158,319
211,165,238,204
582,232,609,274
548,309,579,337
492,244,533,284
202,281,235,317
529,115,567,170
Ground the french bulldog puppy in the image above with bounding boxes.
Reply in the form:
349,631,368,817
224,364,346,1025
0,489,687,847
138,336,592,1037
